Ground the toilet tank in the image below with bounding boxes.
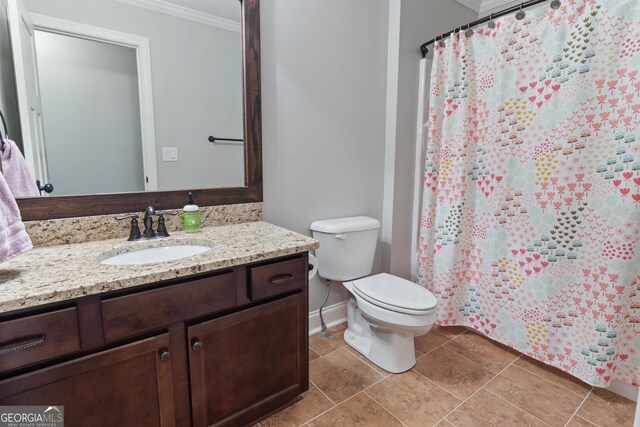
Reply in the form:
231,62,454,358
310,216,381,281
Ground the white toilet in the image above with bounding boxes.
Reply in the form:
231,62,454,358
310,216,438,373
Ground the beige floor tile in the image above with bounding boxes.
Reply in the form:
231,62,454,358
308,324,347,356
514,355,592,397
366,370,461,427
261,383,334,427
566,415,599,426
345,346,392,378
435,421,455,426
414,327,455,355
577,388,636,427
310,347,384,404
308,392,403,427
309,348,320,362
446,389,548,427
442,331,520,374
413,346,495,400
485,365,584,426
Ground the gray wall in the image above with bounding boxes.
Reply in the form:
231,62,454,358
24,0,244,191
385,0,478,278
261,0,390,311
36,31,144,195
0,0,22,151
261,0,477,313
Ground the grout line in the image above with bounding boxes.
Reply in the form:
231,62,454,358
418,328,468,357
309,343,347,359
340,347,387,381
444,328,592,400
302,396,348,426
307,348,388,424
364,390,410,427
482,387,552,426
302,391,370,426
309,379,337,407
410,367,468,402
570,415,600,427
491,365,592,424
510,361,591,399
432,353,521,425
563,388,596,427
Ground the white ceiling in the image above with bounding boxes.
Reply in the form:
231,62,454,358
455,0,518,15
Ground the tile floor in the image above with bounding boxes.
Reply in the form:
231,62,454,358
259,323,637,427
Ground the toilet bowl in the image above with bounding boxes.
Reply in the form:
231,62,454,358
309,216,438,373
343,273,437,373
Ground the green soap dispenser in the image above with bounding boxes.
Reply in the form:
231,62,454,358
183,192,201,233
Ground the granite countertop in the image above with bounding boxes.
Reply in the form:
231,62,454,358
0,221,318,314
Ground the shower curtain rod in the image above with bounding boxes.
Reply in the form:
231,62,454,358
420,0,552,57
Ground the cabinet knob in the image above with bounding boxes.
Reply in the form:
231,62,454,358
192,340,203,351
159,350,171,361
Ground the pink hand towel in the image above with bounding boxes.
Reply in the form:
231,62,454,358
0,171,32,263
0,138,40,198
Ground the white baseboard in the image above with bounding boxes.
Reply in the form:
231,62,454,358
308,301,348,336
606,380,639,402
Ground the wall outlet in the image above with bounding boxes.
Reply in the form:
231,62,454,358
162,147,178,162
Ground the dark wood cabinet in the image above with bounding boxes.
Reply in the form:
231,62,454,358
189,293,308,427
0,253,308,427
0,334,175,427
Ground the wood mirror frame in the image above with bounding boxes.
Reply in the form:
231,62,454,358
17,0,262,221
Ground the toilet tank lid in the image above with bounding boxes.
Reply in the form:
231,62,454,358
310,216,381,233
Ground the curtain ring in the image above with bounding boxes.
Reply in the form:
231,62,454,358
488,13,496,29
550,0,561,9
465,24,474,37
515,3,526,20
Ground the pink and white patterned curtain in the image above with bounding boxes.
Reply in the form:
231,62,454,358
417,0,640,387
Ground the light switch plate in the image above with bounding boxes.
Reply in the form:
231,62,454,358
162,147,178,162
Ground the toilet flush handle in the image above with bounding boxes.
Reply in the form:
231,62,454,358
335,234,347,240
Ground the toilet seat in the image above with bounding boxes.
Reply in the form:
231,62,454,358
352,273,437,315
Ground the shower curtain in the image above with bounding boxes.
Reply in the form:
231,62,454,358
417,0,640,387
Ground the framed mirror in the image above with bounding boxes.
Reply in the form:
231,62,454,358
1,0,261,220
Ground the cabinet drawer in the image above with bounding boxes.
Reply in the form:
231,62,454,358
0,308,80,372
102,272,237,342
249,257,306,301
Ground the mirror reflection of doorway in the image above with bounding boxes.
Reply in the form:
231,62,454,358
34,31,146,195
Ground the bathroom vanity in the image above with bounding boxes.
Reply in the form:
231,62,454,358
0,221,317,427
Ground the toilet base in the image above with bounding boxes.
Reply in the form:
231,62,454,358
343,325,417,373
343,297,430,373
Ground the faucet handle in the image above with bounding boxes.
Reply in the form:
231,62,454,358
114,214,142,241
155,211,178,237
114,213,139,220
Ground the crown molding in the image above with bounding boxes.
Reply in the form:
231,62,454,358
478,0,520,14
117,0,240,33
454,0,483,12
455,0,519,14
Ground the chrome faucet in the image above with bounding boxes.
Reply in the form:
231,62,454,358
116,206,178,241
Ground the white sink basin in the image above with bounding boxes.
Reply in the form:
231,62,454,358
100,245,212,266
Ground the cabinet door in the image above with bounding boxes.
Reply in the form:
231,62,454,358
188,293,308,427
0,334,175,427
